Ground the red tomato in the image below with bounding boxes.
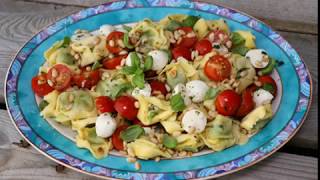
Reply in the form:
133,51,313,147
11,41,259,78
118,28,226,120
172,46,192,61
235,88,255,117
112,125,129,151
103,55,127,69
47,64,72,91
258,75,277,96
114,96,138,120
95,96,115,114
194,39,212,55
73,69,100,89
206,29,230,44
215,90,241,116
31,73,54,97
132,118,147,127
150,80,167,95
204,55,231,82
174,27,197,48
106,31,125,54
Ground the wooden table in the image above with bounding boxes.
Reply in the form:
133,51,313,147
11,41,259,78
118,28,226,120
0,0,318,179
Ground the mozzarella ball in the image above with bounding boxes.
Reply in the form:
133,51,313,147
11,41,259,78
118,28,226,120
253,89,274,107
245,49,269,68
172,83,191,105
126,52,143,66
99,25,115,36
95,113,117,138
182,109,207,133
148,50,169,71
185,80,209,103
132,83,152,97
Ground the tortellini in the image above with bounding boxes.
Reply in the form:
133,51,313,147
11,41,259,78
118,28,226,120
207,19,230,34
175,134,204,152
160,114,183,134
41,90,59,118
127,138,171,159
234,30,256,49
159,14,188,27
193,18,209,39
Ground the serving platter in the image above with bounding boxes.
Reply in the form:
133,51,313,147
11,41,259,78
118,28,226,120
5,0,312,179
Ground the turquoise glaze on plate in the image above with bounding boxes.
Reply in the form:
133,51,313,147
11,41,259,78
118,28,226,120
5,0,312,179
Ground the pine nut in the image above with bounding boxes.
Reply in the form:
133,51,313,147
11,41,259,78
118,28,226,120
47,79,54,87
68,94,75,102
119,50,128,55
108,40,115,47
127,157,136,163
155,157,161,162
134,101,140,108
134,162,141,170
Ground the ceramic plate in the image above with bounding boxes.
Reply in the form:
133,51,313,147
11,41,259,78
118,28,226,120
5,0,312,179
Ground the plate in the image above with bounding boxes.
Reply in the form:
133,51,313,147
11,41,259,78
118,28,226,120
5,0,312,179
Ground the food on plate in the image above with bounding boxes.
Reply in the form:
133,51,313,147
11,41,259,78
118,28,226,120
32,14,279,165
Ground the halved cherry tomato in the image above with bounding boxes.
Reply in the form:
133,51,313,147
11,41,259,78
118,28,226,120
258,75,277,96
112,125,129,150
103,55,127,69
235,87,255,117
47,64,72,91
31,73,54,97
150,80,167,95
172,46,192,61
204,55,231,82
206,29,230,44
174,27,197,48
114,96,138,120
95,96,115,114
215,90,241,116
73,69,100,89
194,39,212,55
106,31,125,54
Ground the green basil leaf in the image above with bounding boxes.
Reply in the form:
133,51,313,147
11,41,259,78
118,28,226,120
163,134,177,149
123,32,134,49
204,88,219,100
39,100,49,111
132,73,145,89
120,125,145,142
92,61,102,70
131,52,141,69
181,15,200,27
122,25,132,32
262,83,274,94
144,55,153,71
231,32,245,46
61,36,71,48
231,45,249,56
122,66,137,75
111,83,133,99
170,93,186,112
166,20,182,31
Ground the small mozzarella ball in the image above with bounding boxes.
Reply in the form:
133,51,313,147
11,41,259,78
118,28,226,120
148,50,169,71
95,113,117,138
253,89,274,107
172,83,191,105
99,25,115,36
143,127,152,135
182,109,207,133
125,52,143,66
245,49,269,68
185,80,209,103
132,83,151,97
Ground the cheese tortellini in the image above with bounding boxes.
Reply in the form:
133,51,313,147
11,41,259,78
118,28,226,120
127,138,171,159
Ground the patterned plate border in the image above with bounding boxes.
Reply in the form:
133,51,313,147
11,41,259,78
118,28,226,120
4,0,313,179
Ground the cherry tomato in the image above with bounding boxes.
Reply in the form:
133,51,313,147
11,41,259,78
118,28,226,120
235,87,255,117
258,75,277,96
73,69,100,89
114,96,138,120
31,73,54,97
106,31,125,54
112,125,129,151
194,39,212,55
95,96,115,114
215,90,241,116
206,29,230,44
47,64,72,91
103,55,127,69
172,46,192,61
174,27,197,48
150,80,167,95
204,55,232,82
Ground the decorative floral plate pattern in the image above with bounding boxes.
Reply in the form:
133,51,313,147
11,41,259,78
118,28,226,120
5,0,312,179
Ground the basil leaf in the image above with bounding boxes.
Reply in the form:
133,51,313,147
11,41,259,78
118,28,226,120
231,45,249,56
163,134,177,149
123,32,134,49
170,93,186,112
122,25,132,32
262,83,274,94
166,20,182,31
181,15,200,27
92,61,102,70
204,88,219,100
60,36,71,48
231,32,245,46
132,72,145,89
120,125,145,142
144,55,153,71
122,66,137,75
111,83,133,99
131,52,141,69
39,100,49,111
